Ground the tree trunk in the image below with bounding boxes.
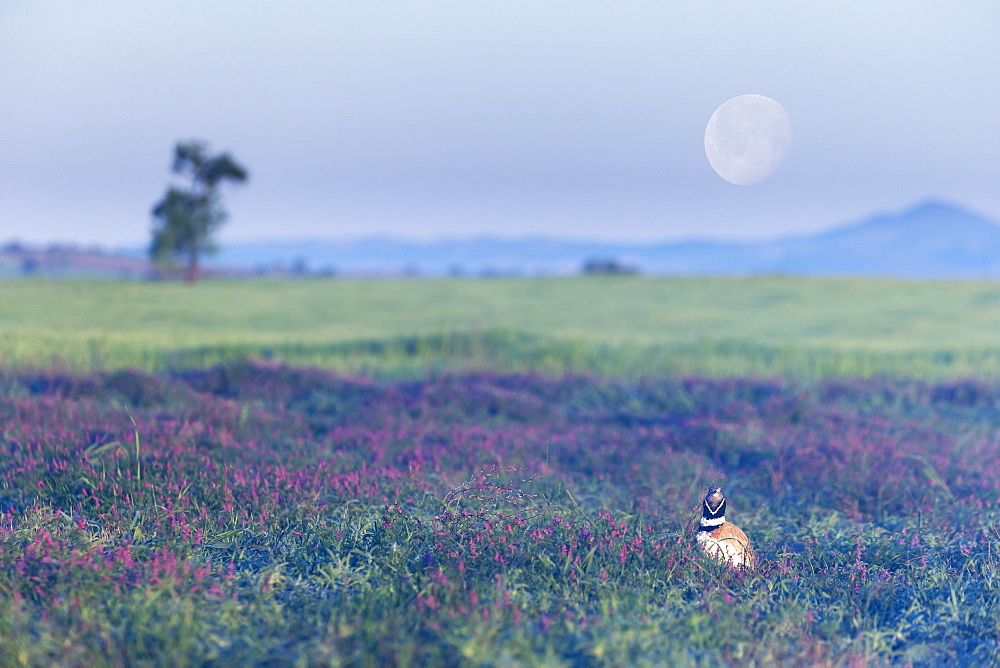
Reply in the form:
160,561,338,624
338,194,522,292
185,248,200,282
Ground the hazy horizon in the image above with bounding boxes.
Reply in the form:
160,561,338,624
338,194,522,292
0,197,981,253
3,2,998,246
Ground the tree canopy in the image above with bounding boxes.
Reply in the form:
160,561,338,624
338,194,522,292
150,140,248,281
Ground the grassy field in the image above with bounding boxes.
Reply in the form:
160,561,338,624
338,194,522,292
3,275,1000,378
3,276,1000,664
2,364,1000,664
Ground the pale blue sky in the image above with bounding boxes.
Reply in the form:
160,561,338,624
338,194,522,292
1,1,998,245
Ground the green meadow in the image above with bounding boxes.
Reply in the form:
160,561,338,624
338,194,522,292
3,275,1000,378
4,276,1000,665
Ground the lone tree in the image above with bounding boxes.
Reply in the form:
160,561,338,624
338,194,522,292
150,140,248,281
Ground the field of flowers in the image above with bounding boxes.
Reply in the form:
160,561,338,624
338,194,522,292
2,361,1000,664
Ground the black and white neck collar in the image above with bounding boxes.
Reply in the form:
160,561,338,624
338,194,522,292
698,516,725,531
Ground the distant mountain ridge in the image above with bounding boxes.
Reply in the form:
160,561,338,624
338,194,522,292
3,200,999,279
205,200,1000,279
736,201,1000,278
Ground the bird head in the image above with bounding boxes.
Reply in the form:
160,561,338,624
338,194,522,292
703,486,727,518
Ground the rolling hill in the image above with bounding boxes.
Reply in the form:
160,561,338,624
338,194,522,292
3,200,999,279
206,200,1000,278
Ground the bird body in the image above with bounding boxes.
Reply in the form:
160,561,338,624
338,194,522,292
696,486,755,570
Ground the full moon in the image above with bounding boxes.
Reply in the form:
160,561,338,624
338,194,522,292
704,94,792,185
